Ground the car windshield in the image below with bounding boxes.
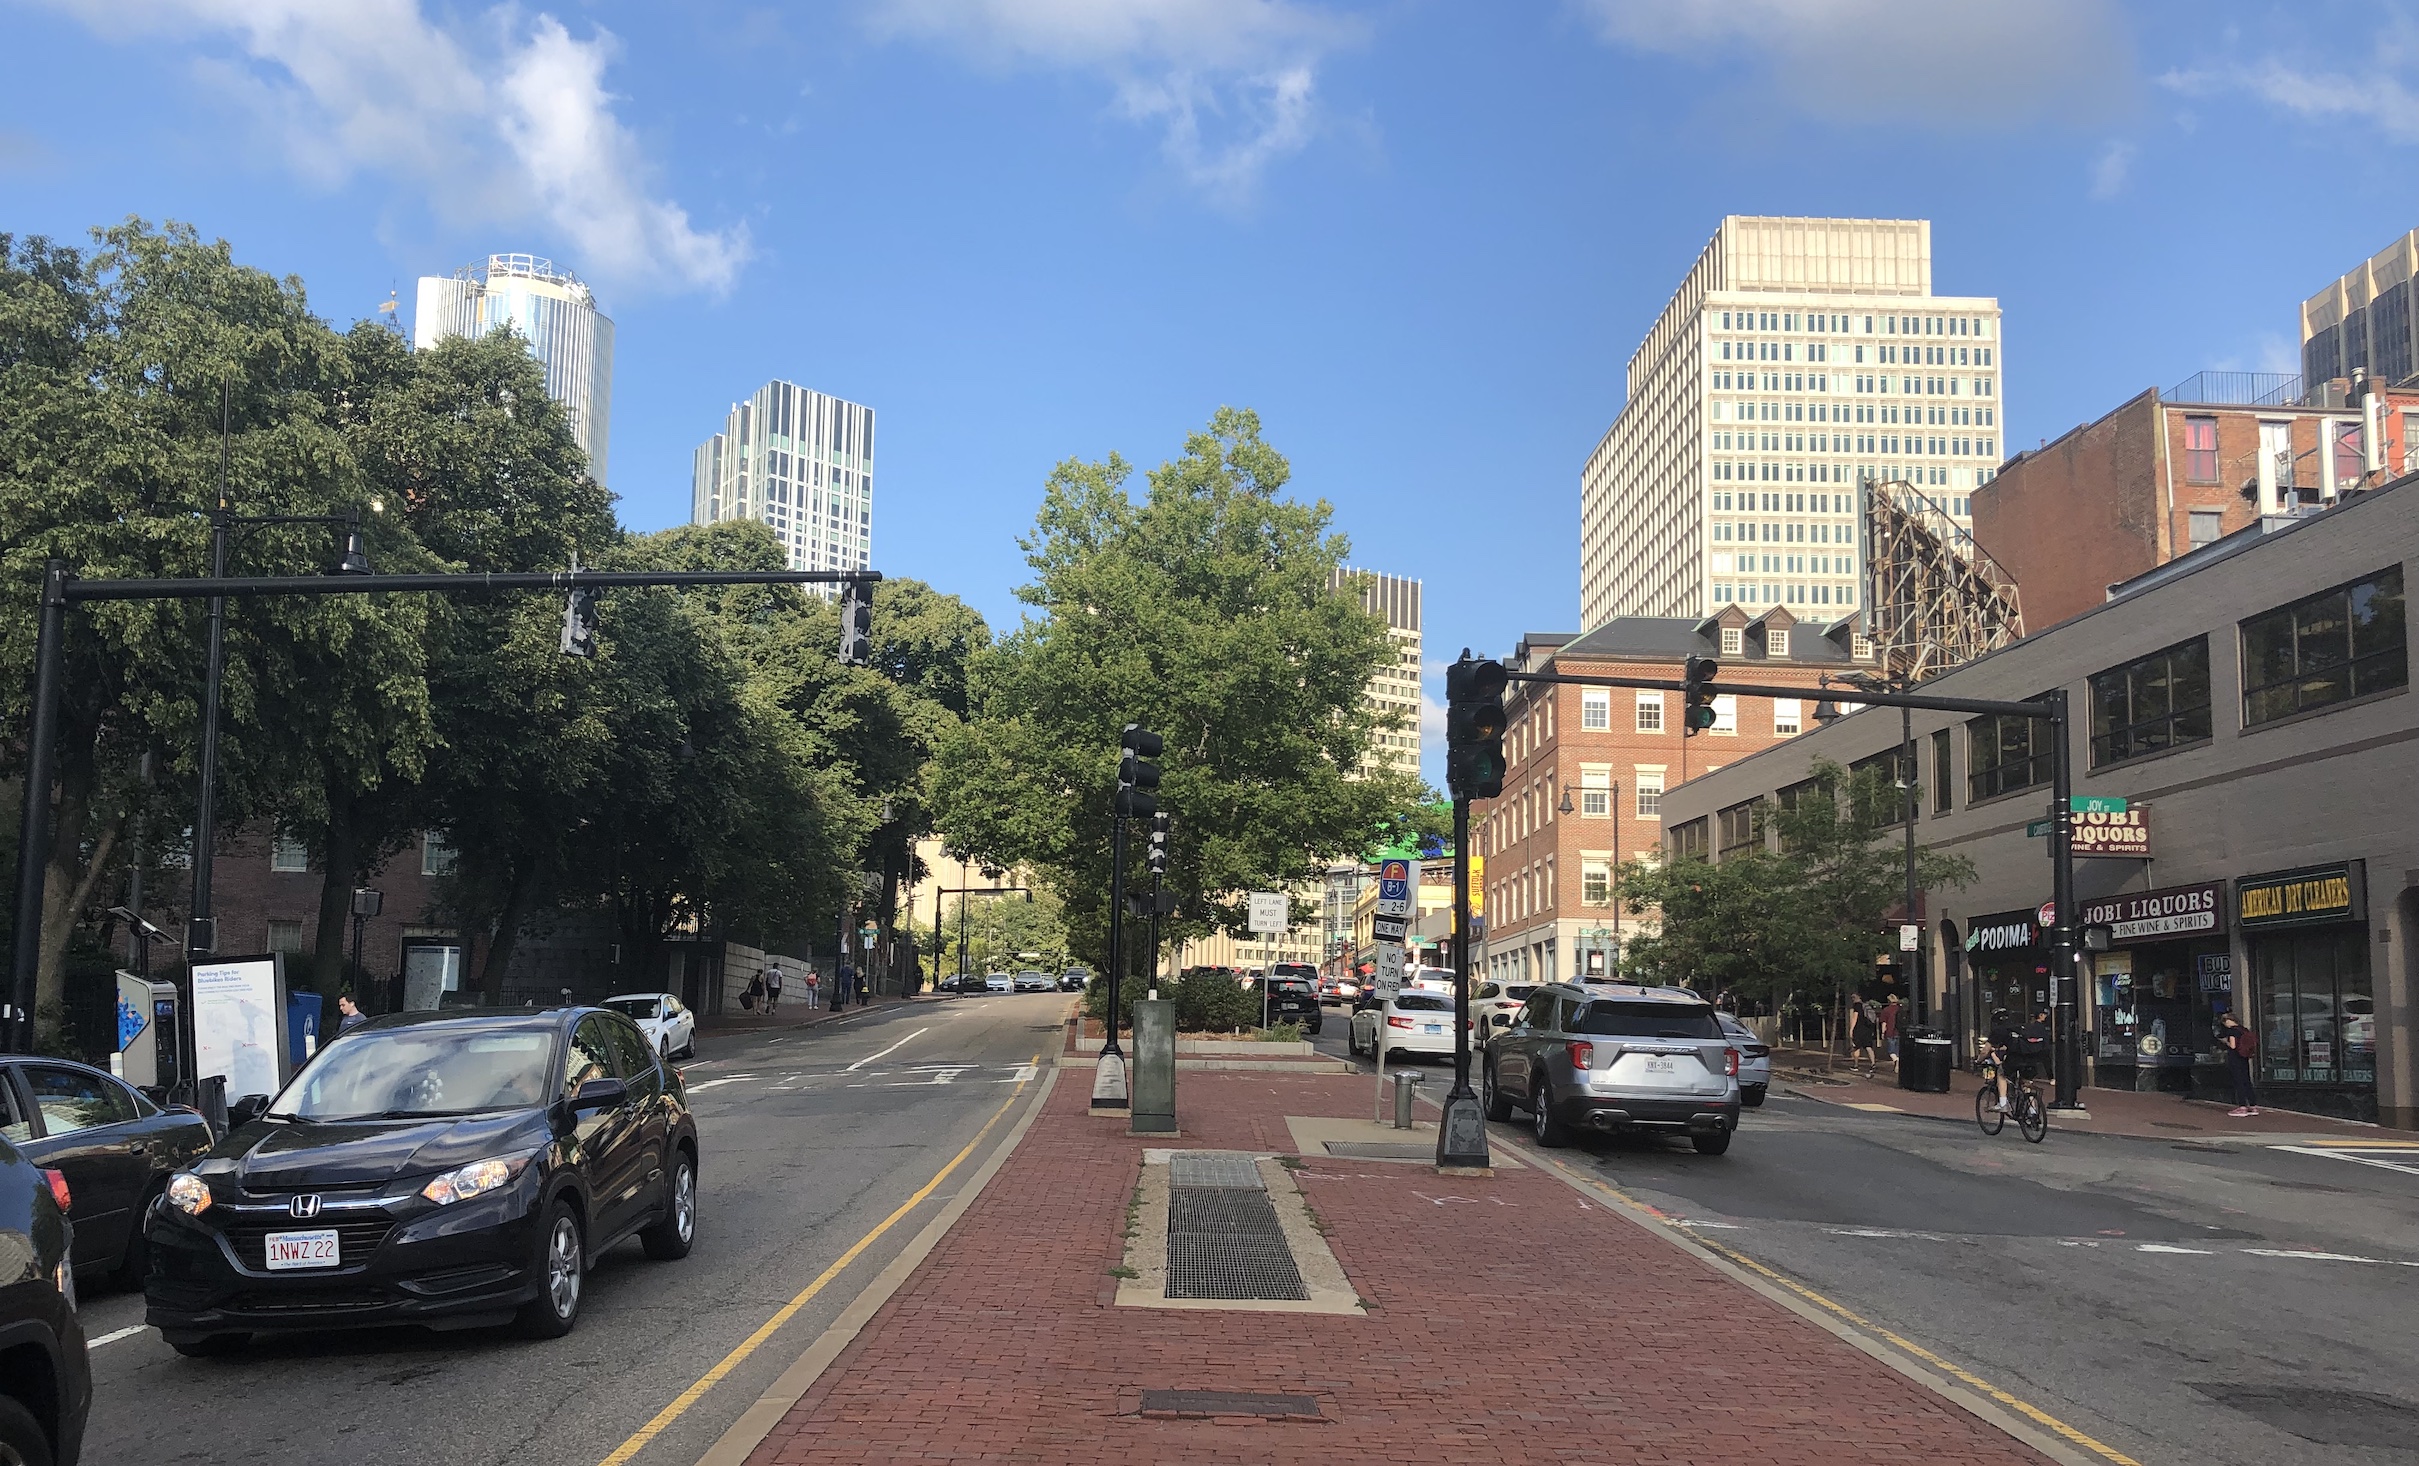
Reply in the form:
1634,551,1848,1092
603,998,660,1018
1573,1002,1722,1039
268,1026,558,1120
1392,993,1452,1013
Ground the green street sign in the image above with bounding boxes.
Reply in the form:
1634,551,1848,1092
2073,796,2128,814
2026,820,2051,838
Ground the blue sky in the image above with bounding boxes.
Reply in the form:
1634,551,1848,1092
8,0,2419,790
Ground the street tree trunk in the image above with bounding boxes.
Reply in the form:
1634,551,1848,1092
312,790,359,995
478,855,540,1003
34,737,108,1044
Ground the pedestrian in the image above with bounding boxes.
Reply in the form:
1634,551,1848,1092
831,961,850,1012
1880,994,1902,1066
1850,990,1879,1075
804,967,821,1009
2217,1009,2260,1116
744,971,766,1016
765,963,784,1017
335,994,367,1036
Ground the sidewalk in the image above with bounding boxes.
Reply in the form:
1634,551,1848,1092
692,992,938,1040
739,1063,2055,1465
1773,1047,2416,1140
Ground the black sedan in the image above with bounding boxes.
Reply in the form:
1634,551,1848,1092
0,1054,213,1287
0,1132,88,1465
144,1006,699,1356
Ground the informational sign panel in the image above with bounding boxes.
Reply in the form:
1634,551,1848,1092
1247,891,1289,935
1373,942,1404,995
1374,859,1418,919
1371,915,1409,944
192,955,286,1100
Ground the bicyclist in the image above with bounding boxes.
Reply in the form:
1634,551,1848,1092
1984,1008,2021,1112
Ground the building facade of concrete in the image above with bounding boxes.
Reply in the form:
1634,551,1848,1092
2303,228,2419,388
1658,479,2416,1125
1581,216,2004,628
1472,612,1879,986
691,380,876,583
1331,567,1423,777
415,255,614,485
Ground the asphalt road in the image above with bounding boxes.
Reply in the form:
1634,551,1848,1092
71,992,1064,1466
1310,1003,2419,1466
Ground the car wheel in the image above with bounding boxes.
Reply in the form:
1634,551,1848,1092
1742,1083,1767,1108
1530,1081,1573,1148
1307,1020,1322,1036
112,1182,165,1291
660,1036,672,1060
516,1198,585,1339
678,1033,696,1060
165,1332,248,1358
1482,1061,1513,1123
1692,1129,1733,1156
0,1394,51,1465
641,1149,698,1261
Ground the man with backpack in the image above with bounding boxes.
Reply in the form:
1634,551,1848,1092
2217,1009,2260,1116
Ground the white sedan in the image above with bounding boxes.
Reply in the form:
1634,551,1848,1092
604,992,698,1059
1347,990,1459,1061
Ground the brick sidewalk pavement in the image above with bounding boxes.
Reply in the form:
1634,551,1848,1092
742,1066,2054,1465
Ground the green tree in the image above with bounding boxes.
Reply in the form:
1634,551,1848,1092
932,407,1420,971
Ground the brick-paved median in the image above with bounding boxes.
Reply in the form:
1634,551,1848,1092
745,1068,2050,1465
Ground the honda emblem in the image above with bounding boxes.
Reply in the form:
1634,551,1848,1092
288,1194,323,1219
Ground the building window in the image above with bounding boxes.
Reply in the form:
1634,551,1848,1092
1580,766,1610,818
266,920,309,956
2240,565,2407,727
1773,698,1801,736
2184,416,2219,483
1766,629,1788,657
1931,728,1953,814
1967,710,2051,803
1581,689,1610,730
1720,627,1744,655
2334,421,2365,492
2090,636,2213,766
1668,818,1709,860
1635,692,1663,732
1712,695,1738,734
422,830,459,877
270,834,310,873
1716,799,1762,857
1581,862,1611,907
1852,634,1876,661
1635,768,1664,818
2188,510,2222,548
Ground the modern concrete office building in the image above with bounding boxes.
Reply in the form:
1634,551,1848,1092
2302,227,2419,388
415,254,614,485
691,381,875,583
1658,476,2416,1125
1332,567,1424,777
1580,216,2004,629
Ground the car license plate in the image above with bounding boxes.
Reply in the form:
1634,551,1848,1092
264,1228,340,1270
1422,1023,1442,1034
1645,1057,1675,1074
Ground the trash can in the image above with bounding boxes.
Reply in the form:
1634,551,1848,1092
1898,1029,1954,1093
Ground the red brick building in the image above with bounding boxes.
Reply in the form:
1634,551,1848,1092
192,825,473,1009
1974,374,2419,629
1472,609,1877,984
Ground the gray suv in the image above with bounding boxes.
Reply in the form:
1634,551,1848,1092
1483,983,1741,1154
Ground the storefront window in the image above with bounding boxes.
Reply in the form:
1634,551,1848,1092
2254,929,2374,1087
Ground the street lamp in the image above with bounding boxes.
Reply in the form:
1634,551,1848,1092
349,887,383,1008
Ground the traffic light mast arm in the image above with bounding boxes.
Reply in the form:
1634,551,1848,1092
64,567,883,603
1499,669,2051,722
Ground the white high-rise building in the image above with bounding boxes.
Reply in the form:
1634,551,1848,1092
1579,217,2005,629
1331,567,1422,777
415,254,614,486
691,381,875,582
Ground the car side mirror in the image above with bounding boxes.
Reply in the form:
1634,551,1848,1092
572,1076,628,1109
227,1093,271,1127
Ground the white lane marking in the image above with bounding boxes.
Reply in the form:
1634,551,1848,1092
685,1075,759,1093
1004,1065,1039,1082
1825,1227,1941,1240
2271,1144,2419,1176
2135,1244,2214,1254
846,1028,931,1072
89,1325,150,1348
1674,1220,1743,1230
2241,1247,2419,1267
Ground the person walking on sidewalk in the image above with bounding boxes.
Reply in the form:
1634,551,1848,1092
765,963,784,1017
2217,1009,2261,1116
1880,994,1902,1067
831,962,851,1012
1850,990,1880,1074
803,967,821,1009
744,971,766,1016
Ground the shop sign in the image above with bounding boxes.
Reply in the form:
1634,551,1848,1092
2079,881,2227,945
2236,861,2368,930
2195,953,2232,993
2073,809,2150,858
1966,909,2040,953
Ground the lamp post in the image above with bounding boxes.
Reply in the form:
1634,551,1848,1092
349,887,383,1007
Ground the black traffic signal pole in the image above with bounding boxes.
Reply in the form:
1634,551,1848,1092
1501,668,2083,1111
5,559,880,1054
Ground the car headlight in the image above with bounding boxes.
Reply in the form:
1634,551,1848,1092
165,1171,212,1217
420,1155,532,1206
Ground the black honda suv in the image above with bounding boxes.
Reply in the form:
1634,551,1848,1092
145,1007,698,1356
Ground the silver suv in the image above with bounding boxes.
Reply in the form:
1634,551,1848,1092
1482,983,1742,1155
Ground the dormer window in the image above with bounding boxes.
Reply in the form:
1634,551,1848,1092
1720,627,1744,656
1852,634,1876,661
1766,630,1789,658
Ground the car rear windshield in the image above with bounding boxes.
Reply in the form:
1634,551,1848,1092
270,1026,558,1120
1572,1002,1722,1039
603,998,658,1018
1392,993,1453,1013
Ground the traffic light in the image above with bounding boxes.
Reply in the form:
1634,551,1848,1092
837,580,874,667
1116,723,1163,818
1444,652,1508,801
1146,811,1170,876
560,585,600,658
1682,655,1720,735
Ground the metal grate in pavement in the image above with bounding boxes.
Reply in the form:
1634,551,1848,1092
1168,1152,1265,1190
1165,1186,1307,1300
1322,1141,1433,1162
1138,1390,1322,1419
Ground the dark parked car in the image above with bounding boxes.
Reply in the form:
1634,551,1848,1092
1,1055,214,1287
1263,979,1322,1035
144,1006,699,1356
0,1131,89,1466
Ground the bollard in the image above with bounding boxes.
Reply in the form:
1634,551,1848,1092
1391,1069,1420,1129
1129,998,1178,1135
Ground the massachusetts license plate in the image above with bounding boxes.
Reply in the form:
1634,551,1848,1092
264,1228,340,1270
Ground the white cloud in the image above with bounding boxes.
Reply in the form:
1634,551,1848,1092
40,0,747,293
1575,0,2135,126
868,0,1360,206
2163,35,2419,146
2088,139,2135,198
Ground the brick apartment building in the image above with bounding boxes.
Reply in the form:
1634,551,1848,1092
1974,372,2419,629
193,825,475,1008
1471,609,1877,984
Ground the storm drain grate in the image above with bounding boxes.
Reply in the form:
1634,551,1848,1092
1139,1390,1323,1419
1322,1141,1433,1162
1169,1152,1265,1189
1166,1185,1308,1300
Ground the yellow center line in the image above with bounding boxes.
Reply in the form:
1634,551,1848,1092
596,1079,1031,1466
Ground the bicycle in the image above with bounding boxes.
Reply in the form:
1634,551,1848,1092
1975,1054,2049,1143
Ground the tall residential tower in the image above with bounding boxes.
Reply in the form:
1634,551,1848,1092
415,254,614,485
1579,217,2004,629
1332,567,1423,777
691,381,876,581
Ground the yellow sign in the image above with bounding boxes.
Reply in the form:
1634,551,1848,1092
2236,862,2365,929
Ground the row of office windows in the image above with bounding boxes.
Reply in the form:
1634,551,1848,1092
1716,311,1994,337
1713,492,1853,513
1710,581,1857,608
273,830,457,877
1715,521,1854,544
